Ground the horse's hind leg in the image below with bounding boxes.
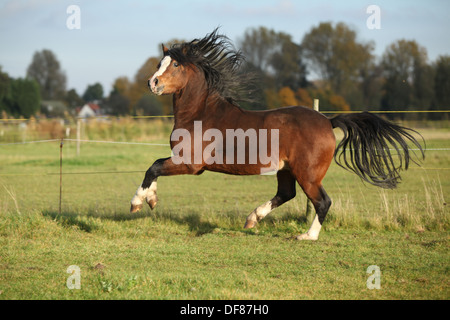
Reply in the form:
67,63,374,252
244,169,296,228
296,183,331,240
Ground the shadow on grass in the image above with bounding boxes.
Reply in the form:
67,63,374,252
42,206,307,237
42,208,219,236
264,211,308,226
173,213,218,236
42,210,99,233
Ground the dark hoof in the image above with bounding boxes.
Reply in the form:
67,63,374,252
130,203,143,214
147,196,158,210
243,220,257,229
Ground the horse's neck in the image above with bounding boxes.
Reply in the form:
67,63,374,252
172,72,239,125
172,71,206,121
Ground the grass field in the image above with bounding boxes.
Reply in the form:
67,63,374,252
0,120,448,300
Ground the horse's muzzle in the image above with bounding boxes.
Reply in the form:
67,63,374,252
149,78,164,95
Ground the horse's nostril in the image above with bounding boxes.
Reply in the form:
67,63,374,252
154,78,159,86
147,80,151,88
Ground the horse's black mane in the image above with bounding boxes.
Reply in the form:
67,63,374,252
166,28,254,105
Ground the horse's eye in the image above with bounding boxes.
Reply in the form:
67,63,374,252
173,62,179,67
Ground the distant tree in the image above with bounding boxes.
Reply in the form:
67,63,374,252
329,94,350,111
278,87,298,107
134,57,160,86
381,39,431,111
9,78,41,117
135,94,163,116
0,67,11,113
129,57,160,110
434,55,450,109
270,33,308,89
296,88,313,108
26,49,66,100
264,88,281,109
82,82,104,102
301,22,375,102
412,63,435,109
239,27,308,91
65,88,84,109
107,88,130,116
239,27,277,73
359,63,383,110
112,76,132,96
381,74,412,111
307,87,349,112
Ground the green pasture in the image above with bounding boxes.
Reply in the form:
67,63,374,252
0,121,448,299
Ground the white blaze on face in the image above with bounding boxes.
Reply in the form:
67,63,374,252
150,56,172,91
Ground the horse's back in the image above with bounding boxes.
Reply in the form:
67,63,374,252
259,105,336,174
259,105,334,141
262,105,330,125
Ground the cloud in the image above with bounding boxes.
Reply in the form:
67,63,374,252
201,0,298,18
0,0,59,17
245,0,297,17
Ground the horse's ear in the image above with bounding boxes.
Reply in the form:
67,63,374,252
161,44,169,55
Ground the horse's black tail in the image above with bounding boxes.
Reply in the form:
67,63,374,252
330,112,425,189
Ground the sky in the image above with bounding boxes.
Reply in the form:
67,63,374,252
0,0,449,96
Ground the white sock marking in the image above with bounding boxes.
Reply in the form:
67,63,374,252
255,201,273,220
297,214,322,240
131,181,157,206
246,200,273,224
307,214,322,238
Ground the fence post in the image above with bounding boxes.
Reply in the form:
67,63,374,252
59,138,63,215
305,99,319,224
76,118,81,156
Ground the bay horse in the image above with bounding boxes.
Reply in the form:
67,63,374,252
130,29,424,240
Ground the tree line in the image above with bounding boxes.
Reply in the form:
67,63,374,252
1,22,449,119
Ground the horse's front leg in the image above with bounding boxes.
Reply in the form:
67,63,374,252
130,157,202,213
